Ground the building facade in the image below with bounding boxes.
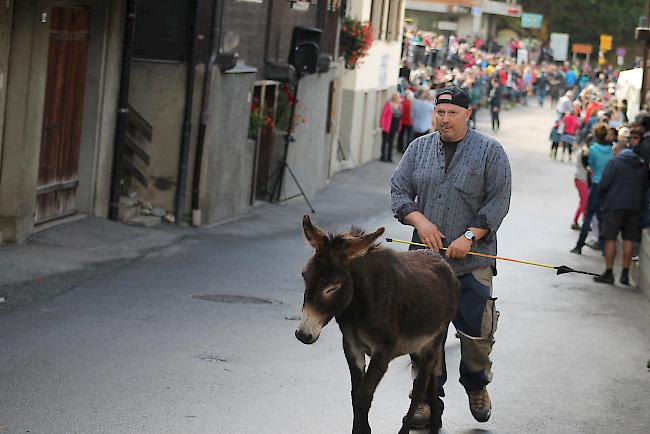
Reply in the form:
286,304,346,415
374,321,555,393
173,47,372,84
337,0,406,168
0,0,343,243
0,0,124,243
405,0,522,40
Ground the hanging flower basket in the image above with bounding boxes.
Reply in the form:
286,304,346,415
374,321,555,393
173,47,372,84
340,17,373,69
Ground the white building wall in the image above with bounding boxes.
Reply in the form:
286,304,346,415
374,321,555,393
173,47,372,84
457,15,473,39
336,0,405,169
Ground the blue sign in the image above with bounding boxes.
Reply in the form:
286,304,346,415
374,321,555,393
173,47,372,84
521,13,543,29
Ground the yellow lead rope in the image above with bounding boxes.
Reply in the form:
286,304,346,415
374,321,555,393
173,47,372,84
385,238,557,270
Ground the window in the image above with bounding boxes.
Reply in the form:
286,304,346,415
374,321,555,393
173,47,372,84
371,0,402,41
386,0,403,42
370,0,384,40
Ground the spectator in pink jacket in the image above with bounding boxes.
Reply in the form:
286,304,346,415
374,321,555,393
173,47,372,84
380,92,402,162
558,111,580,162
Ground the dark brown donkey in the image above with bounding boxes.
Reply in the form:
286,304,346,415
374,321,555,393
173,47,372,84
295,215,460,434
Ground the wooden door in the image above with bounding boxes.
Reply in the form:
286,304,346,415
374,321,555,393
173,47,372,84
36,6,90,224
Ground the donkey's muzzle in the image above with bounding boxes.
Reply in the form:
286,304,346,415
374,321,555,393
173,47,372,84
295,305,327,344
295,328,318,345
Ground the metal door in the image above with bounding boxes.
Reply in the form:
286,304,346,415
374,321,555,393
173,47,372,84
36,6,90,224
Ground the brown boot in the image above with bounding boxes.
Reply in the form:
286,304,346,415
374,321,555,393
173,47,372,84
467,387,491,422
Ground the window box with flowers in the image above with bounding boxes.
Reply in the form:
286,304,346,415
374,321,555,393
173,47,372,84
340,17,373,69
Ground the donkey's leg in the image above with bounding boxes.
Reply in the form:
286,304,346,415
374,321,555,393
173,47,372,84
428,333,446,432
399,351,433,434
353,352,390,434
343,337,365,407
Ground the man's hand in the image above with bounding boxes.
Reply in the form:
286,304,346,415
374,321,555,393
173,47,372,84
446,235,473,259
404,212,446,251
414,219,446,251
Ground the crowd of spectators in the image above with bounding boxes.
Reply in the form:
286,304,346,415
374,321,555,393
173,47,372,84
564,80,650,285
387,29,625,146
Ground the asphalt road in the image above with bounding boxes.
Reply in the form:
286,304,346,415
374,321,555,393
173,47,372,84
1,104,649,434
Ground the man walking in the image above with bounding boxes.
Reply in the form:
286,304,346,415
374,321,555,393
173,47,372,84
409,89,435,142
536,70,549,107
594,145,648,284
391,86,512,428
487,78,502,132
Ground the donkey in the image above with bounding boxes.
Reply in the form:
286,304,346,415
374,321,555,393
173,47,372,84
295,215,460,434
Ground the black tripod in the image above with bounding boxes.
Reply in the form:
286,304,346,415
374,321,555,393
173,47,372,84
268,74,315,213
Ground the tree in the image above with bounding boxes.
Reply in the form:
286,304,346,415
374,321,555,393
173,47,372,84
519,0,645,47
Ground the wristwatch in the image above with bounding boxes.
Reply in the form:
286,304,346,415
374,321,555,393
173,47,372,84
464,229,476,242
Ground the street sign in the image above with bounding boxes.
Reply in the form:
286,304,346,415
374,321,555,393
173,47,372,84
572,43,593,54
438,21,458,31
471,6,481,17
507,6,522,17
517,48,528,64
521,13,543,29
550,33,569,62
600,34,613,52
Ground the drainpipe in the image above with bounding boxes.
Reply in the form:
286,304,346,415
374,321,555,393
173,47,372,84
108,0,137,221
174,0,200,225
191,0,224,227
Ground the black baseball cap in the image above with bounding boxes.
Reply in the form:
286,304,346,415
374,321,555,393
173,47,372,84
434,86,470,109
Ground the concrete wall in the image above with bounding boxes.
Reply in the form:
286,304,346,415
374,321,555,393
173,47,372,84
637,229,650,299
201,68,257,224
92,0,124,217
77,1,124,218
0,1,13,191
0,0,46,242
222,0,269,74
125,1,338,225
340,87,387,164
0,0,123,243
282,68,338,203
127,61,200,214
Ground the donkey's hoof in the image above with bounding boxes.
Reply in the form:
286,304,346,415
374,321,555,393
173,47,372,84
430,414,442,429
352,424,371,434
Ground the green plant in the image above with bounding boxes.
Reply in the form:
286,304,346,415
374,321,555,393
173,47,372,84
248,100,274,139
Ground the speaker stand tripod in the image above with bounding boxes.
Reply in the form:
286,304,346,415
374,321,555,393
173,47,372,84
268,74,315,214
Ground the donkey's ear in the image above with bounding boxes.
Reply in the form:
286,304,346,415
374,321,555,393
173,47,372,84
345,227,385,258
303,214,328,250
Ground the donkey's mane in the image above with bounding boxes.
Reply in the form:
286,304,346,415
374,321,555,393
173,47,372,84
323,226,381,253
